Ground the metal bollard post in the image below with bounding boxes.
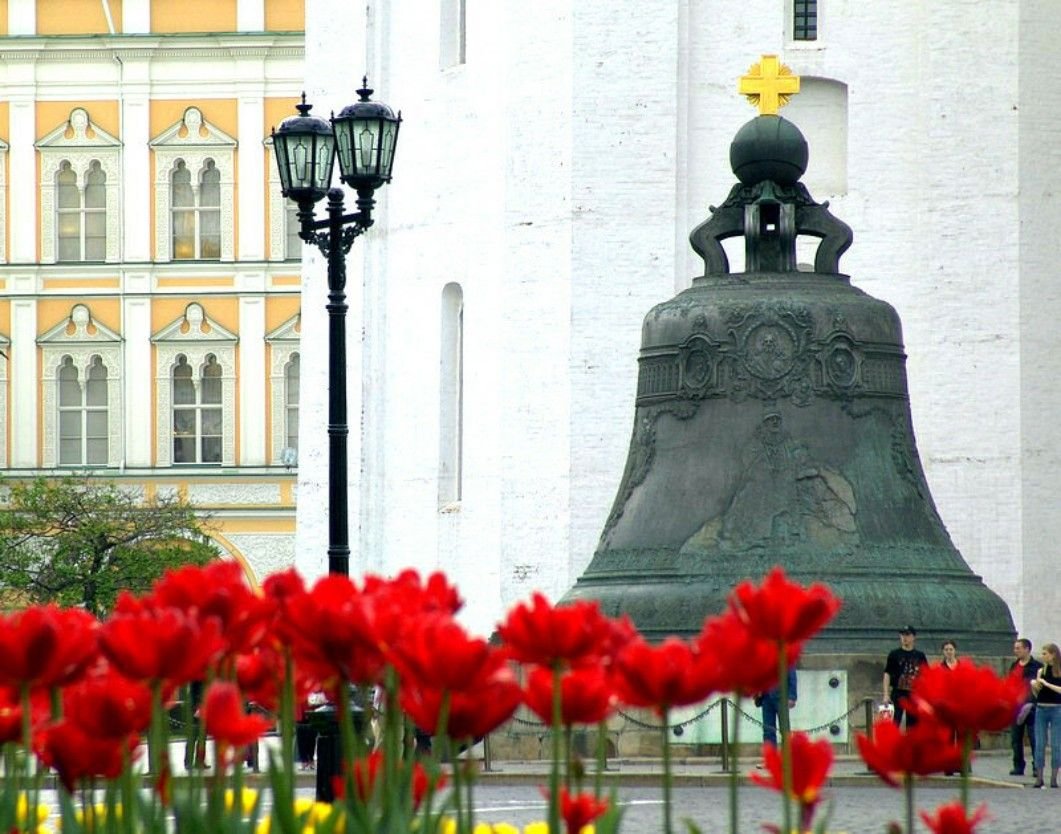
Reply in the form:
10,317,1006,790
864,697,874,740
482,733,493,772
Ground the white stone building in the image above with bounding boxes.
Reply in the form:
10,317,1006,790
297,0,1061,645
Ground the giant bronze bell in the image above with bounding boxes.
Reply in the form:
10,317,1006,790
564,58,1015,655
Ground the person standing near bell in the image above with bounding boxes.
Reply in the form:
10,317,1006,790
882,625,928,727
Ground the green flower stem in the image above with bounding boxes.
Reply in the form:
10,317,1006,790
336,685,358,813
904,773,914,834
778,644,793,834
960,731,973,814
21,682,38,832
148,681,165,798
450,738,467,834
548,662,562,834
661,706,673,834
120,745,136,834
728,695,741,834
564,725,574,790
382,668,401,823
279,652,296,807
594,719,608,799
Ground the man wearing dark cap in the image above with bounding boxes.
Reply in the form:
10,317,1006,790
882,625,928,727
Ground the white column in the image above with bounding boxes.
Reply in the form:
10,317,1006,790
237,0,264,31
121,295,152,466
9,93,35,264
7,0,34,35
121,59,152,262
10,299,37,468
238,296,267,465
122,0,150,33
237,93,266,261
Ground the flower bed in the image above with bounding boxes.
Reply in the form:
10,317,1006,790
0,563,1024,834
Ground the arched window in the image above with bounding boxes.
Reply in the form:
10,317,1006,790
58,354,109,465
438,283,464,506
56,160,107,262
173,353,224,464
284,353,300,453
171,159,222,260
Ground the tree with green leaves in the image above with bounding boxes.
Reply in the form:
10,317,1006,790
0,475,219,616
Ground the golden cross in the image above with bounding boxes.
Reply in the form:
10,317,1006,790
739,55,800,115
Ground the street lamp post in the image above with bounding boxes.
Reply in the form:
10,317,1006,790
271,81,401,578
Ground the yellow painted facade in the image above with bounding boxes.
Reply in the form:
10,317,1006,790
0,8,305,585
264,0,303,31
151,0,236,34
36,0,123,35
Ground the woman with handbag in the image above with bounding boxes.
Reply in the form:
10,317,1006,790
1031,643,1061,788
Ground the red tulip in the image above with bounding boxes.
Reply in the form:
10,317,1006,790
149,561,273,661
557,787,609,834
99,602,224,688
400,652,521,740
697,610,799,697
236,645,311,712
523,665,616,726
364,568,463,617
35,719,138,792
612,637,719,715
391,613,492,692
750,731,833,817
909,661,1027,734
920,802,989,834
0,605,98,691
498,593,615,668
0,685,49,745
279,574,389,687
63,665,152,739
337,750,444,809
201,682,271,749
729,567,840,645
856,719,964,787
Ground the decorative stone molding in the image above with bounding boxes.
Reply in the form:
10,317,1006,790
0,139,8,264
150,107,237,262
266,313,301,464
221,532,296,583
37,109,121,264
263,137,293,262
38,304,123,468
0,331,8,468
151,303,238,467
187,483,282,505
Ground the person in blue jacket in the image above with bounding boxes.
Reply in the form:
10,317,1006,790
758,666,798,747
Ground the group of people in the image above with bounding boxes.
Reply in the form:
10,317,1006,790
881,626,1061,789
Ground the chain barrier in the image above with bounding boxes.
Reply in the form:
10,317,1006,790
508,697,865,735
727,698,868,734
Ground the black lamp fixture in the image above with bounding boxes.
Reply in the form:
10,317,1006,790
271,81,401,579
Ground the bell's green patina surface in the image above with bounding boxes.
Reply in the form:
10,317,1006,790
563,104,1016,655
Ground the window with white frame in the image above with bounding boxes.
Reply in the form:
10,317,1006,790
58,354,109,466
265,137,304,262
172,353,224,464
153,303,237,468
266,314,301,465
56,160,107,262
37,108,120,264
151,107,236,262
39,304,123,469
171,159,222,260
284,353,300,452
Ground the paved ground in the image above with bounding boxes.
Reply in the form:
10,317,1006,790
456,752,1054,833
